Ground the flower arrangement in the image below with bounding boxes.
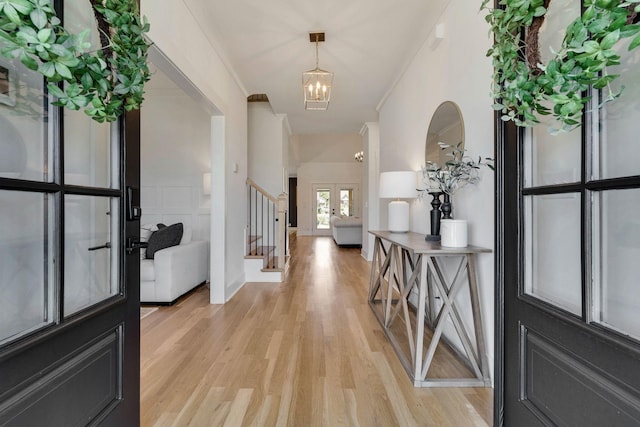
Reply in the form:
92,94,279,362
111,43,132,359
421,143,494,196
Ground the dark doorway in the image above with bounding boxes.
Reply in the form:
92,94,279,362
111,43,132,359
289,177,298,227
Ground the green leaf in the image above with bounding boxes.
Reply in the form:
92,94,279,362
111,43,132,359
37,27,52,43
630,33,640,51
533,6,546,16
16,26,38,43
19,52,37,69
619,24,640,38
47,82,65,98
54,62,72,79
0,0,32,24
30,8,47,29
583,40,600,54
80,72,93,88
39,61,55,77
600,29,620,49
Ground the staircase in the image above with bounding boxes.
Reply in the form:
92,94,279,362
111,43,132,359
244,179,289,282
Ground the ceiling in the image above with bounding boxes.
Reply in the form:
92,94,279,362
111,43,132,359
181,0,449,135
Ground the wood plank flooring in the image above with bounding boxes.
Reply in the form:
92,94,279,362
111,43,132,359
140,235,492,426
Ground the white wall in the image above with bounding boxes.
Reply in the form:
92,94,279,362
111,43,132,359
140,73,211,257
248,102,288,196
293,133,362,163
377,2,495,380
142,1,248,303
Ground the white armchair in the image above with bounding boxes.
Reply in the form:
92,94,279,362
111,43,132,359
140,224,208,304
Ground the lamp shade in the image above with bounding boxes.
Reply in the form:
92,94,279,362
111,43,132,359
379,171,418,199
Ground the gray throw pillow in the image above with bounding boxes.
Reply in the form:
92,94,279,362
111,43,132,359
145,223,183,259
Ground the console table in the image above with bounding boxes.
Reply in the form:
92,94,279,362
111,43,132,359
368,230,491,387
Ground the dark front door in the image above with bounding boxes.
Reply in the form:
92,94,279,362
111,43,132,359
496,9,640,424
0,2,141,424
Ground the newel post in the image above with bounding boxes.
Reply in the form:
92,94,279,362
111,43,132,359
277,193,288,269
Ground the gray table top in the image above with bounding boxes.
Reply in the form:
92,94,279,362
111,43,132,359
369,230,492,255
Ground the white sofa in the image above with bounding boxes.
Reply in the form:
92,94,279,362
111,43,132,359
140,225,208,304
331,215,363,247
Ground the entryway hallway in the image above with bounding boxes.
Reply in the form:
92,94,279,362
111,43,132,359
140,235,492,426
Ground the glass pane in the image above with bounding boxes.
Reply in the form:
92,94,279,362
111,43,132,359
599,36,640,179
524,194,582,314
595,189,640,339
63,0,115,189
525,126,582,187
65,196,119,316
523,0,581,187
340,189,353,216
64,111,113,188
0,48,50,182
316,189,330,229
0,191,55,345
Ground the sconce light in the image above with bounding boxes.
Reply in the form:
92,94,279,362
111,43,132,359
354,151,364,162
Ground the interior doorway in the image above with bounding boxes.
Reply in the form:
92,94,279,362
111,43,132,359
288,177,297,227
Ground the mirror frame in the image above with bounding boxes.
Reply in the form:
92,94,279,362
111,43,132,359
425,101,465,166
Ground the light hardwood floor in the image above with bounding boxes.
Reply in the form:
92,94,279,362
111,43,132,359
140,235,492,426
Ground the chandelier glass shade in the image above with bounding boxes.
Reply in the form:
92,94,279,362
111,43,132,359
303,33,333,110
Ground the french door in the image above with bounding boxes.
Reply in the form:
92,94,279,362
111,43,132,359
312,183,359,235
0,1,140,424
497,4,640,424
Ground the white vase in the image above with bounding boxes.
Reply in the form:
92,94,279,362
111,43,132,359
440,219,467,247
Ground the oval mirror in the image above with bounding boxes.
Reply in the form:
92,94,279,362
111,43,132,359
425,101,464,166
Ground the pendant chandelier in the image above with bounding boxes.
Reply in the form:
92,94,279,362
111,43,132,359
303,32,333,110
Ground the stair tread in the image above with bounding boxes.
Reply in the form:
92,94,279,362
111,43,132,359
245,245,275,259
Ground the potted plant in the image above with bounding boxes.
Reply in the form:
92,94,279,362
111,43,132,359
421,142,494,246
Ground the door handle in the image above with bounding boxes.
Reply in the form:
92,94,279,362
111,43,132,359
126,237,148,255
88,242,111,251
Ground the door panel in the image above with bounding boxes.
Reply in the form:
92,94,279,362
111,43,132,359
499,100,640,425
0,1,140,422
0,330,121,426
520,327,640,426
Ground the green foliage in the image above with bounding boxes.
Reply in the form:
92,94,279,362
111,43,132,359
481,0,640,131
421,143,494,196
0,0,151,122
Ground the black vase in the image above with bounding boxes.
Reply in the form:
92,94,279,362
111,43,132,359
425,192,442,241
441,193,452,219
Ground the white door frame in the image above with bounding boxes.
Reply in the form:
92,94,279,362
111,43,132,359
311,183,360,236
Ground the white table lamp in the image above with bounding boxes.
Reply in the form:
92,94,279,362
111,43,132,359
379,171,418,233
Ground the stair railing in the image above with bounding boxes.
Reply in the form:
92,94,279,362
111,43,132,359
246,178,288,270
